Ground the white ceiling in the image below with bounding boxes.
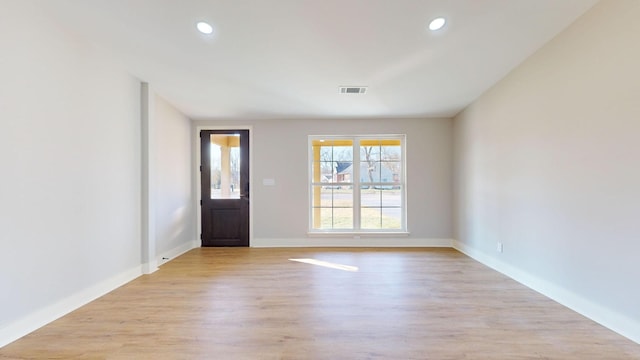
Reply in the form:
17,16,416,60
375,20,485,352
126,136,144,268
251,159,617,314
42,0,598,120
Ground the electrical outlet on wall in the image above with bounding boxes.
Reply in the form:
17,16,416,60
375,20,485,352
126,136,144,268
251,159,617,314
497,242,504,253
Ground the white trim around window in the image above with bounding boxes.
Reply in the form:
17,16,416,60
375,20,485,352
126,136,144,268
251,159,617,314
308,135,407,234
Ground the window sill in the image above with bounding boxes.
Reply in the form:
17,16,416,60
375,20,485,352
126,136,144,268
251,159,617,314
307,231,410,238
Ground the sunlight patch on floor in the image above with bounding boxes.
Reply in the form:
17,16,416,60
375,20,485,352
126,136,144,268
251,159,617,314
289,258,359,272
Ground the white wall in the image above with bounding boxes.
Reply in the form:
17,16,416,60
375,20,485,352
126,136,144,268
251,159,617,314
453,0,640,342
194,118,453,247
0,1,142,345
155,95,196,262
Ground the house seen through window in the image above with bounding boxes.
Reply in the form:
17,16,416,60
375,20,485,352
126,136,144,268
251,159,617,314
309,135,406,232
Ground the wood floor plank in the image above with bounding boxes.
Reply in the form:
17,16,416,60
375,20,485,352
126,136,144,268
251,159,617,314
1,248,639,359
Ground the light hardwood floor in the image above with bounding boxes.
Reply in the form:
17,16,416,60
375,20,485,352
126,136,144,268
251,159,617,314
1,248,639,359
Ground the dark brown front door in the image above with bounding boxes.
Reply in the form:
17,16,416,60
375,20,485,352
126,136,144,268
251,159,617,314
200,130,249,247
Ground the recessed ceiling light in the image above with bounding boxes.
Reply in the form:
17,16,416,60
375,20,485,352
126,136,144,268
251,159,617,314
429,17,446,31
196,21,214,35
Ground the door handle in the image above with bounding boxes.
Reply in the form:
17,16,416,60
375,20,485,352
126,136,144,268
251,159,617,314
241,183,249,199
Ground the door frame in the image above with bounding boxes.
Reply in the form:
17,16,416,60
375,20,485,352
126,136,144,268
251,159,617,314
195,125,253,246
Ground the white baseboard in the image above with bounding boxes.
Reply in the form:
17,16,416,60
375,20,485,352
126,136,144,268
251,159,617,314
157,240,199,266
453,240,640,345
0,265,143,348
251,237,453,248
141,260,158,274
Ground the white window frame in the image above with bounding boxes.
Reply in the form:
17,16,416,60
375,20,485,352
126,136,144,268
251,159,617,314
308,135,407,234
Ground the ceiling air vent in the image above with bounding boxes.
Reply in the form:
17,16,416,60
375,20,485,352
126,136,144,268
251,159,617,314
339,86,367,94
